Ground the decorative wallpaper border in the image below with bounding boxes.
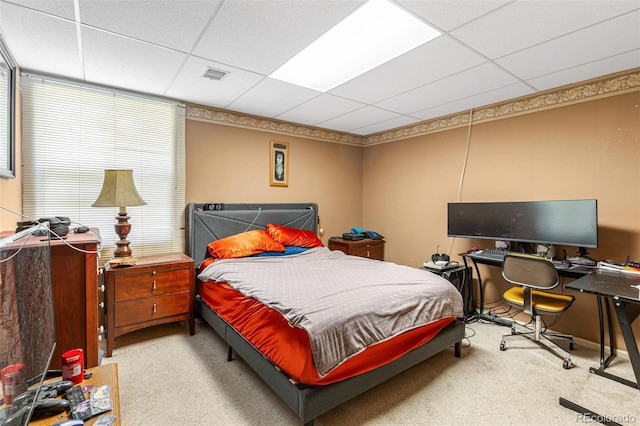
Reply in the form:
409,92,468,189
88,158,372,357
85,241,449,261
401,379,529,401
186,106,363,146
186,68,640,147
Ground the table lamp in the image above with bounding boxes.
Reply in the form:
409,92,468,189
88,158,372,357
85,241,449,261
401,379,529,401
92,169,146,266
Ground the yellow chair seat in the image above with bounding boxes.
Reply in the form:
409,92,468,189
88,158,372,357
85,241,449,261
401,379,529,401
504,286,575,314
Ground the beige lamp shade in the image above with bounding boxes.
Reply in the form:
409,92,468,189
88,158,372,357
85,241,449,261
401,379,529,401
92,169,147,208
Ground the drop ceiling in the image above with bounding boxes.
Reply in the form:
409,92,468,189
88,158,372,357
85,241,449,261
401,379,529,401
0,0,638,136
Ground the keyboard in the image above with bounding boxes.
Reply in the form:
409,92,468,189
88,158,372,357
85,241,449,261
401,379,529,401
471,249,521,261
471,250,573,269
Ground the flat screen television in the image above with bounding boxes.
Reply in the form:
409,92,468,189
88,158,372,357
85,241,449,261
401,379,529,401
0,223,56,417
447,199,598,249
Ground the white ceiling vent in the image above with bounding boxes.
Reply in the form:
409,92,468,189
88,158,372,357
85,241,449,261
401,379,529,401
202,67,229,81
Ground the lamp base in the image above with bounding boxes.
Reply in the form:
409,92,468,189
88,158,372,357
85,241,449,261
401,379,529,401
107,256,138,267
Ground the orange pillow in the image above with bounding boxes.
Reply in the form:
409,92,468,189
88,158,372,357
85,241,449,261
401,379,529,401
208,230,285,259
266,223,324,248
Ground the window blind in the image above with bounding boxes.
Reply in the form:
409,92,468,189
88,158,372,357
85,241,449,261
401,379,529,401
20,74,186,261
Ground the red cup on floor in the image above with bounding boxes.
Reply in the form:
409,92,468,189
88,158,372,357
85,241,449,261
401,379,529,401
61,348,84,385
1,363,27,405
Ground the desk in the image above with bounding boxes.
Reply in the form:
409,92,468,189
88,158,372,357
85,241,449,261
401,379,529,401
461,252,593,316
565,270,640,389
30,363,121,425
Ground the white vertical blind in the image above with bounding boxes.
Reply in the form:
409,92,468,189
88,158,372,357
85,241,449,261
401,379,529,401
20,74,186,260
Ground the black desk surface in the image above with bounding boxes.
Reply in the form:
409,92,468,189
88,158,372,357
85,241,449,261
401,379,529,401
461,252,595,279
565,270,640,302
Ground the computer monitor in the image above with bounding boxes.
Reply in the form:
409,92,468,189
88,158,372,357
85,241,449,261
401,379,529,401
447,199,598,249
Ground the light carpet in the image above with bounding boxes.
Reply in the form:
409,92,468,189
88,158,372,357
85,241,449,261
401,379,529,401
102,319,639,425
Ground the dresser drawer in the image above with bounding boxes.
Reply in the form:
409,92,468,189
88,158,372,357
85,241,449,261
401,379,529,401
328,237,385,261
115,291,190,326
351,243,384,260
114,268,190,302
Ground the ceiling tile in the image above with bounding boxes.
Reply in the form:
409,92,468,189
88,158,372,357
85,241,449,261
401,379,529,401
451,0,640,60
82,27,187,95
329,36,486,104
0,2,82,78
352,115,420,136
376,63,520,115
527,50,640,91
496,10,640,80
78,0,222,53
4,0,76,20
412,83,534,121
227,77,320,119
166,56,264,109
318,106,401,133
276,94,365,127
398,0,508,32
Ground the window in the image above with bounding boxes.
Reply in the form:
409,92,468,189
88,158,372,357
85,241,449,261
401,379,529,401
20,75,185,260
0,36,16,179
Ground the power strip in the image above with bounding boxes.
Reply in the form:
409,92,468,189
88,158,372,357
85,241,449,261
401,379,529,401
479,312,513,327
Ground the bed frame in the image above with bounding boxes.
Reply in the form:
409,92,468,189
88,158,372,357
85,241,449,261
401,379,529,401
185,202,465,425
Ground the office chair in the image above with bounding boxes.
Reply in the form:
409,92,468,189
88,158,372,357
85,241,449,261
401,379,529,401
499,254,575,369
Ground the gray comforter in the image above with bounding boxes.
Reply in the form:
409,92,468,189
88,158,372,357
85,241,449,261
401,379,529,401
197,247,463,377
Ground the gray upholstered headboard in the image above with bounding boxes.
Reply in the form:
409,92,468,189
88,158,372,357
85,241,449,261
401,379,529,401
185,202,319,268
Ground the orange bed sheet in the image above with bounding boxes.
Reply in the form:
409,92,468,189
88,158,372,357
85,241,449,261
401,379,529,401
199,280,456,386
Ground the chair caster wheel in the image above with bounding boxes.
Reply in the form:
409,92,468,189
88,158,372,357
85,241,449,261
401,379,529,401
563,359,572,369
569,341,574,350
500,341,506,351
510,327,516,335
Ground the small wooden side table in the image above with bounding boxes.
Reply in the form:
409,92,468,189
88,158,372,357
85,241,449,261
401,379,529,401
105,253,195,357
30,363,121,425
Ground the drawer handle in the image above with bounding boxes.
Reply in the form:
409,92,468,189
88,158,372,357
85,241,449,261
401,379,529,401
98,325,104,333
153,303,157,313
367,250,370,257
152,270,157,276
99,285,105,293
152,280,156,290
99,302,104,309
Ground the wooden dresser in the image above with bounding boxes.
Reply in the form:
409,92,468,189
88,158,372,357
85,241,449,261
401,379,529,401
0,229,103,370
50,231,103,369
328,237,385,261
105,253,195,356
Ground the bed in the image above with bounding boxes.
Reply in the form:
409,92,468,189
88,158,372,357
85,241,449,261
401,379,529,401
185,202,465,425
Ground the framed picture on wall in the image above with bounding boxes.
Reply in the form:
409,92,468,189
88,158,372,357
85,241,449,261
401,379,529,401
270,140,289,187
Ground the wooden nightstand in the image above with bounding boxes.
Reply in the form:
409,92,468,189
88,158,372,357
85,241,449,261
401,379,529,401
105,253,195,356
328,237,385,261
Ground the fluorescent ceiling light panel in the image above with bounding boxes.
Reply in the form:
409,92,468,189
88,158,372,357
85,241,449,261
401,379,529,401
270,0,441,92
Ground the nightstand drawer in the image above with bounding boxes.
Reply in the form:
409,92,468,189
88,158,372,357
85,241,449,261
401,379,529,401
328,237,385,261
114,268,190,302
115,291,190,326
351,244,384,260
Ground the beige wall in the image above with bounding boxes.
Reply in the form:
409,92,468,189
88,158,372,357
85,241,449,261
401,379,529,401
362,91,640,346
185,119,363,245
